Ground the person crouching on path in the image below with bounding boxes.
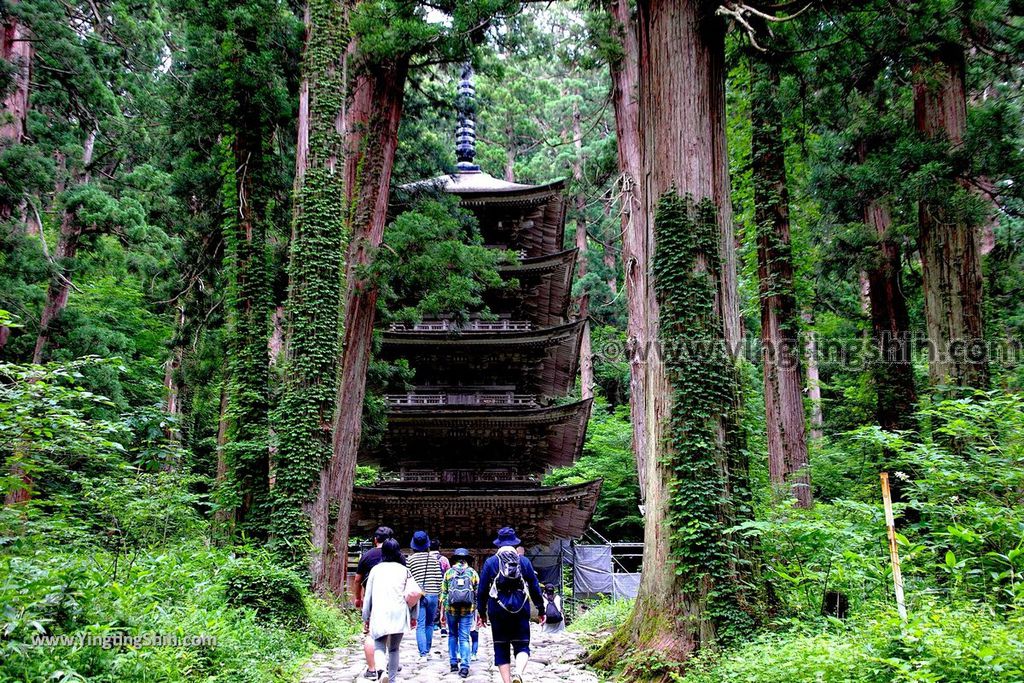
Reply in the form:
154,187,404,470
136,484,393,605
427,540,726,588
477,527,545,683
354,526,403,679
440,547,479,678
407,530,443,659
362,539,421,683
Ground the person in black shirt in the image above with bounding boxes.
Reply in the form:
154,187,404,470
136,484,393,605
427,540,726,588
354,526,403,679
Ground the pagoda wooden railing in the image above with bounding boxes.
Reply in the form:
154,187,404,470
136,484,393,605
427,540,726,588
388,319,532,333
400,469,536,484
387,392,538,407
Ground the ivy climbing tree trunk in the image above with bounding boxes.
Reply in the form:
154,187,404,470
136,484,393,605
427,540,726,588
573,98,594,400
325,54,411,596
271,0,348,585
593,0,754,672
914,42,987,390
751,57,811,508
220,117,272,533
606,0,648,495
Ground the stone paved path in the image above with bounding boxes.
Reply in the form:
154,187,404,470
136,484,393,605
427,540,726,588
301,623,600,683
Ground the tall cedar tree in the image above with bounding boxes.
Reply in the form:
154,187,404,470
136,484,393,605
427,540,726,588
914,31,988,389
750,53,811,508
594,0,755,670
605,0,647,494
271,0,348,586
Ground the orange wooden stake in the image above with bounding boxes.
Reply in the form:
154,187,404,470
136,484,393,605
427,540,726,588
880,472,908,621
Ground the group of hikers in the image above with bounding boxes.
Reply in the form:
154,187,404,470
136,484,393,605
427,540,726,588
352,525,566,683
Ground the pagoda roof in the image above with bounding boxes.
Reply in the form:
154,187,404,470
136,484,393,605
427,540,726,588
364,398,593,472
350,479,602,551
496,248,576,327
381,319,584,397
405,170,565,203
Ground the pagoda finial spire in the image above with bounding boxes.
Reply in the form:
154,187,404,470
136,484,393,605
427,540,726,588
455,63,479,172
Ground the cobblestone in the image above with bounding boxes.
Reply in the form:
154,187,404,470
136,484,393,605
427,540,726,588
301,623,599,683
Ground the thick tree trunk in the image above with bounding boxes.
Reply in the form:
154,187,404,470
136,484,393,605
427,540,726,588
573,100,594,400
213,383,235,528
751,58,811,508
32,129,95,364
323,56,410,596
1,6,32,222
607,0,648,495
864,198,917,432
273,0,348,582
914,43,987,389
594,1,753,670
222,119,271,531
802,311,824,441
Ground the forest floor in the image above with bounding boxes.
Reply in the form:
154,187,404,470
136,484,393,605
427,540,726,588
300,622,600,683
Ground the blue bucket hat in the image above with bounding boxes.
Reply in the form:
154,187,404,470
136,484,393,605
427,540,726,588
493,526,522,548
452,547,471,560
410,530,431,552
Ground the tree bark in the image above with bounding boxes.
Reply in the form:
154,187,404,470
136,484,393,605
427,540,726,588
594,0,753,669
213,382,235,528
573,99,594,400
864,197,917,432
323,55,410,596
607,0,648,496
914,43,987,389
164,305,185,442
1,5,32,222
32,129,95,364
751,57,811,508
802,311,823,441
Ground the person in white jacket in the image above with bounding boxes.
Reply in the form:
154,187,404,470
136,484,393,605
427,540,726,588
363,539,422,682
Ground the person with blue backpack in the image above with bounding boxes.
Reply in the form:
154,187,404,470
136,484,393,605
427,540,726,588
477,527,545,683
440,547,479,678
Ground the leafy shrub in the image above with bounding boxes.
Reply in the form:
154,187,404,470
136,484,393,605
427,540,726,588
675,601,1024,683
569,597,634,636
221,553,310,628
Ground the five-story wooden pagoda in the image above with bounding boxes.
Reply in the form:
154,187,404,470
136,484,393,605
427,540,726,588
349,66,601,553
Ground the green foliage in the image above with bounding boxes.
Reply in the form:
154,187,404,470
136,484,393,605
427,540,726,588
0,356,356,681
546,397,642,540
0,536,357,682
375,195,510,324
675,601,1024,683
0,359,128,499
222,553,309,629
568,597,633,636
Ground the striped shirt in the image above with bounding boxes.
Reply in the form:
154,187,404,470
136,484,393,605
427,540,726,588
407,551,444,595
